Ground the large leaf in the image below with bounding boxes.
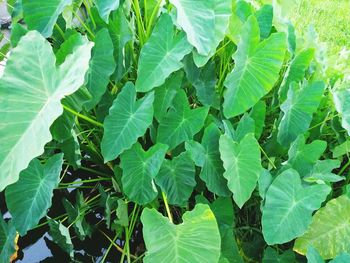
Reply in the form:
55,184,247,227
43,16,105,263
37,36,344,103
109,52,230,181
101,82,154,162
120,143,168,205
141,204,221,263
135,14,192,92
169,0,216,56
94,0,119,22
155,151,196,206
0,31,92,191
186,123,230,196
0,217,16,263
192,0,232,67
22,0,72,37
294,195,350,259
223,16,286,118
219,133,263,208
85,28,116,109
157,89,209,150
5,154,63,235
262,169,331,245
277,81,325,146
333,84,350,136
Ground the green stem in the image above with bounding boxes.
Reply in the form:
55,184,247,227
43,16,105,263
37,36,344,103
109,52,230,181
62,104,103,127
162,192,173,223
101,233,119,263
70,7,95,39
259,145,277,170
132,0,146,46
59,177,111,186
54,24,66,40
145,0,163,38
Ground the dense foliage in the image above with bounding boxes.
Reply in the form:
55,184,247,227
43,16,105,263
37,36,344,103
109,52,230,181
1,0,350,262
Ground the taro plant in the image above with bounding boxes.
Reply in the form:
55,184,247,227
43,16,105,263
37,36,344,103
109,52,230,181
0,0,350,262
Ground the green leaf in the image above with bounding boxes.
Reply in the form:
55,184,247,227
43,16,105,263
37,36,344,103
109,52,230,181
330,253,350,263
256,5,273,39
0,31,92,191
157,89,209,150
141,204,221,263
59,130,81,169
223,16,286,118
192,0,232,67
155,151,196,206
249,101,266,139
135,14,192,92
101,82,154,162
94,0,119,22
85,28,116,109
333,84,350,136
262,169,331,245
279,48,315,102
227,1,253,44
169,0,216,56
6,154,63,235
48,220,74,257
277,81,325,146
219,133,263,208
294,195,350,259
333,139,350,158
115,199,129,227
154,71,183,122
120,143,168,205
186,123,230,196
22,0,72,37
306,246,324,263
234,114,256,142
0,217,16,263
304,160,343,183
262,247,295,263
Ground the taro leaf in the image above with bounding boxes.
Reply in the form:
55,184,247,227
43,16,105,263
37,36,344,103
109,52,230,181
48,220,74,257
105,195,118,228
154,71,183,122
333,140,350,158
256,5,273,39
192,0,232,67
285,135,327,176
186,123,230,196
108,7,133,82
120,143,168,205
219,133,263,208
0,217,16,263
141,204,221,263
157,89,209,150
183,55,217,107
330,254,350,263
115,199,128,227
169,0,215,56
223,16,286,118
262,247,295,263
101,82,154,162
22,0,72,37
155,151,196,206
294,195,350,259
227,1,253,44
85,28,116,109
135,13,192,92
333,84,350,136
277,81,325,147
234,114,255,142
249,101,266,139
279,48,315,102
306,246,324,263
304,160,343,183
258,169,273,200
262,169,331,245
59,130,81,170
0,31,92,191
5,154,63,235
10,23,28,48
94,0,119,22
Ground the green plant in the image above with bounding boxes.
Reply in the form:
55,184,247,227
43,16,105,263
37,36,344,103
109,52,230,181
0,0,350,262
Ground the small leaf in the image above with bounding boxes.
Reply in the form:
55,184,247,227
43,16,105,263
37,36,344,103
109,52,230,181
262,169,331,245
256,5,273,39
249,101,266,139
141,204,221,263
48,220,74,257
101,82,154,162
262,247,295,263
94,0,119,22
333,139,350,158
304,160,343,183
120,143,168,205
333,83,350,136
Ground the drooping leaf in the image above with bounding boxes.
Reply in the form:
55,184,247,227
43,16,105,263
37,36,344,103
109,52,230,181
0,31,92,191
6,154,63,235
155,151,196,206
262,247,295,263
169,0,216,56
279,48,315,102
115,199,129,227
256,5,273,39
186,123,230,196
120,143,168,205
223,16,286,118
192,0,232,67
85,28,116,109
294,195,350,259
94,0,119,22
277,81,325,146
0,217,16,263
22,0,72,37
333,84,350,136
101,82,154,162
219,133,263,208
59,130,81,169
141,204,221,263
48,220,74,257
157,89,209,150
262,169,331,245
135,14,192,92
